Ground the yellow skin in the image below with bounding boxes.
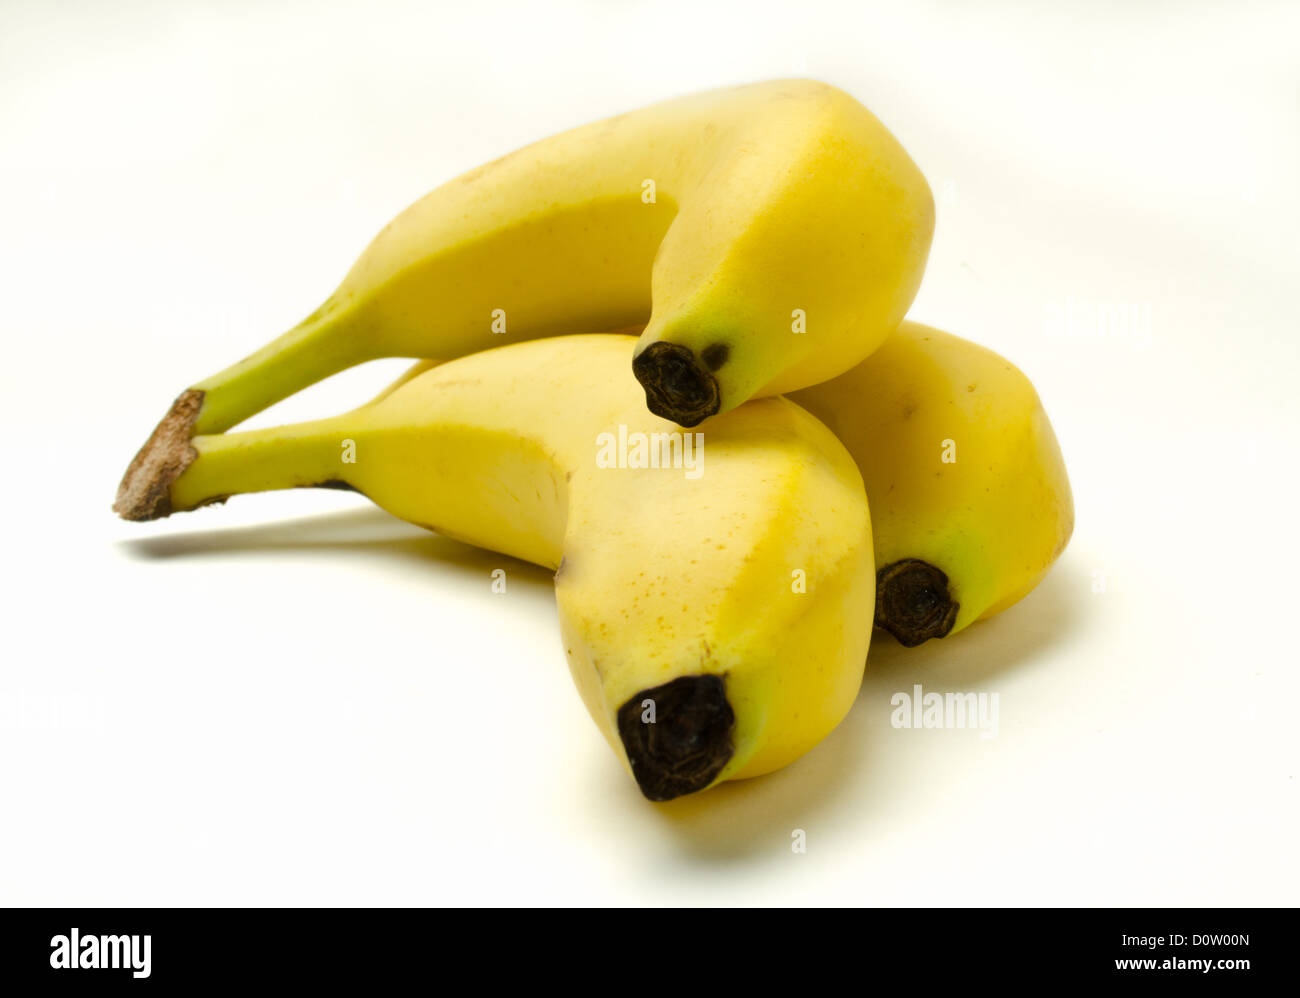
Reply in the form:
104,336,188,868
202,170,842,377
164,335,876,801
133,79,931,439
789,321,1073,645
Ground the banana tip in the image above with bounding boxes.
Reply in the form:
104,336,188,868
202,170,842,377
616,674,735,801
875,559,959,647
632,341,722,427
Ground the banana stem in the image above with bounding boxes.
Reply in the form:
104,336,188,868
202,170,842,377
192,301,371,435
170,420,350,514
114,303,373,520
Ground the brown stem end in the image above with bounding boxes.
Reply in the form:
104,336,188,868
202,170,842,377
631,342,722,428
617,674,734,802
113,389,204,521
875,558,960,647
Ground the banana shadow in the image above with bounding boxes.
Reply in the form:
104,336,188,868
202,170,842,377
120,509,1084,864
118,505,556,593
647,559,1086,863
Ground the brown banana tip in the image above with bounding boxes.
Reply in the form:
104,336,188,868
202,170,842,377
631,341,722,428
875,558,960,647
616,674,735,802
112,389,204,522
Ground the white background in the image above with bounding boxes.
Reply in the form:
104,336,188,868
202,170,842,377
1,0,1297,906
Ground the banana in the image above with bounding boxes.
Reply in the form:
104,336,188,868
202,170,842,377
130,335,876,801
789,321,1073,646
353,319,1071,650
114,79,932,521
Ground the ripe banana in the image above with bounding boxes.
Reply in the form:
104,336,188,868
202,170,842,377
789,321,1073,646
363,319,1072,649
126,335,876,801
114,79,932,521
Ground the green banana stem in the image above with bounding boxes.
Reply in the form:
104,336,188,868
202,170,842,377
113,304,373,520
170,421,349,514
192,302,372,435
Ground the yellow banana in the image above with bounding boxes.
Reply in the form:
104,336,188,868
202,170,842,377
134,335,876,801
790,321,1073,646
114,79,932,520
365,319,1072,650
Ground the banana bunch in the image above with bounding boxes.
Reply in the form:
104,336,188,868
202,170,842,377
116,81,1072,802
